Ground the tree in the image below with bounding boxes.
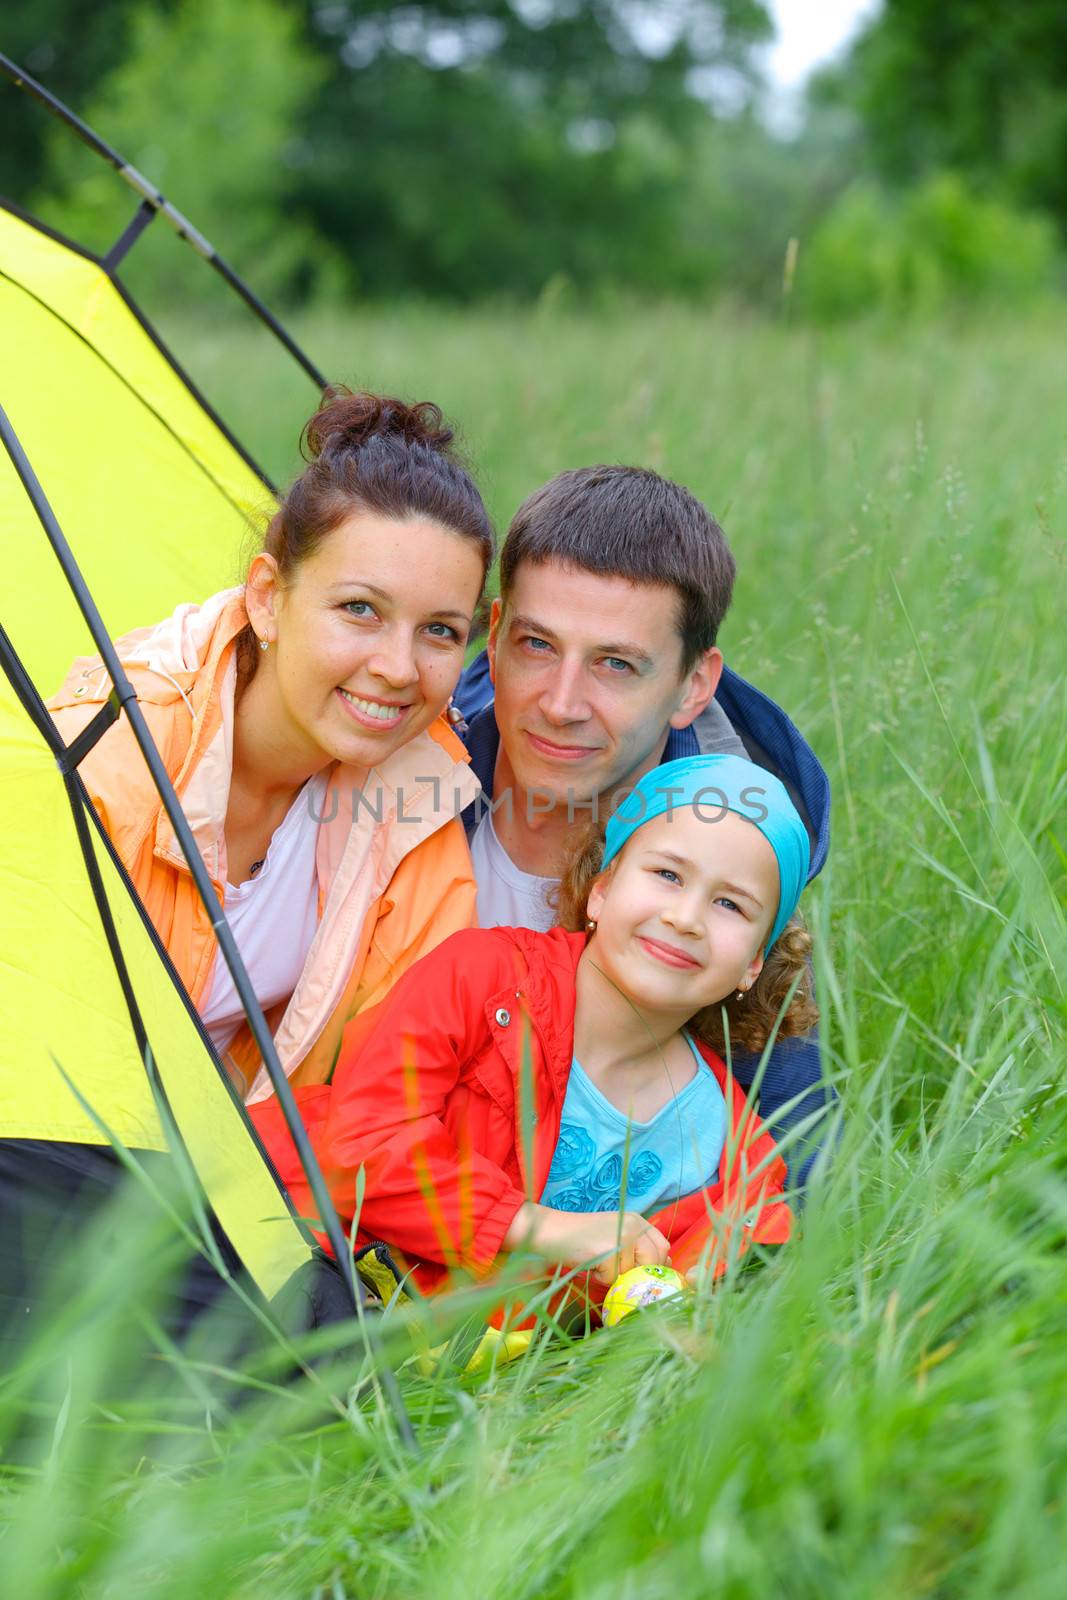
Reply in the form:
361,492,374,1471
295,0,774,297
10,0,786,302
33,0,335,301
0,0,145,203
817,0,1067,229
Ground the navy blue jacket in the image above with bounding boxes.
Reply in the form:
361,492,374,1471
453,651,834,1188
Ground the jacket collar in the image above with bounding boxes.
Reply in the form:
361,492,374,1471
481,927,586,1192
485,927,585,1076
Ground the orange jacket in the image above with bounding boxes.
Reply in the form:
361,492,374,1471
48,589,481,1098
251,926,792,1294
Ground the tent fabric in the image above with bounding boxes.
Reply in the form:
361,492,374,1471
0,200,272,691
0,197,312,1301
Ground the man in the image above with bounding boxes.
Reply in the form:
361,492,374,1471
452,464,833,1185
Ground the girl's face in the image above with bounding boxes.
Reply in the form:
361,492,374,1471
585,806,779,1024
246,511,484,772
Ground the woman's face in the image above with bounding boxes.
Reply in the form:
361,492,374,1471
246,511,484,772
585,806,779,1024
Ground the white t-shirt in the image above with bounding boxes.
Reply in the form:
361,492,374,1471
469,809,558,931
201,774,326,1054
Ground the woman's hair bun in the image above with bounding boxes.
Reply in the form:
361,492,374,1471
301,385,455,462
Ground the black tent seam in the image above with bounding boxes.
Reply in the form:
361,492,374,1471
105,272,278,495
0,260,274,508
64,768,171,1082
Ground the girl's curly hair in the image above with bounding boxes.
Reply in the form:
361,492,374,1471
555,816,818,1057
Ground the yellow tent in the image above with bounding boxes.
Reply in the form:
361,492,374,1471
0,190,328,1304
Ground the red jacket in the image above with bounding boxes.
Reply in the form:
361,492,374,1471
251,927,792,1295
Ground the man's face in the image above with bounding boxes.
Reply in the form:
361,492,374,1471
487,559,721,809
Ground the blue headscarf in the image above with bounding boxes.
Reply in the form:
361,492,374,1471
601,754,810,953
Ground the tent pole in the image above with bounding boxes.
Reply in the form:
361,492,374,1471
0,405,398,1354
1,405,420,1450
0,51,328,392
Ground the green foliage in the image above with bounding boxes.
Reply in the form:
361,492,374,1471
13,0,1067,311
0,0,141,202
681,106,854,301
8,0,828,305
798,173,1059,321
35,0,340,303
818,0,1067,231
294,0,774,300
2,301,1066,1593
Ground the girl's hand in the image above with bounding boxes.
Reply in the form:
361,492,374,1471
504,1202,672,1287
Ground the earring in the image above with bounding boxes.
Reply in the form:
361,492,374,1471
586,918,597,933
259,637,269,652
735,985,748,1001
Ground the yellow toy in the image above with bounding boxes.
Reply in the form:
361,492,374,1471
602,1264,689,1327
465,1325,535,1372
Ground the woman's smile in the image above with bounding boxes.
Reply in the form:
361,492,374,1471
336,687,412,730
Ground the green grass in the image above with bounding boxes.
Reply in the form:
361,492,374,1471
3,301,1065,1597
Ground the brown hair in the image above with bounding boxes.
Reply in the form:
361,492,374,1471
556,817,818,1056
499,465,735,672
239,386,494,679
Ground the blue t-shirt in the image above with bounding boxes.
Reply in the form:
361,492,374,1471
540,1035,727,1216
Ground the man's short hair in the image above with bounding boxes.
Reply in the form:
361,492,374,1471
499,465,735,673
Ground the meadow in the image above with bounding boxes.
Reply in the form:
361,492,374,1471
2,300,1065,1598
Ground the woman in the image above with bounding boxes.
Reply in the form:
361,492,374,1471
1,388,493,1348
49,387,493,1097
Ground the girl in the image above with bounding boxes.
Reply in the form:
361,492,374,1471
253,753,817,1294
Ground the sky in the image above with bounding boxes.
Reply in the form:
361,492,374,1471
755,0,880,132
763,0,881,89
